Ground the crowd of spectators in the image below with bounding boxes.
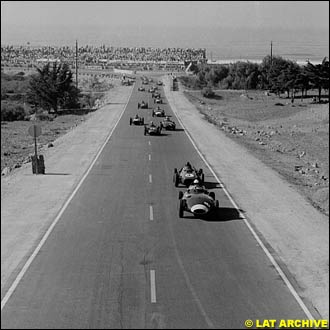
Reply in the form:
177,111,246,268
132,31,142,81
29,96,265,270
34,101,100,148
1,45,207,70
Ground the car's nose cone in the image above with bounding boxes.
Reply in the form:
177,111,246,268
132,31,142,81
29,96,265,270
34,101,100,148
191,204,209,214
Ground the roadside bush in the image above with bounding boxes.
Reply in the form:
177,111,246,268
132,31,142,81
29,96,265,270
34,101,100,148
36,111,54,121
1,102,26,121
79,93,100,109
202,86,215,98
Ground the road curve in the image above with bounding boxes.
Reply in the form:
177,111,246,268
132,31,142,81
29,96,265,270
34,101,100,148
1,78,310,329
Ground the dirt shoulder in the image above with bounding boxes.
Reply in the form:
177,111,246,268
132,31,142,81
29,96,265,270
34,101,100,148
182,88,329,217
162,75,329,319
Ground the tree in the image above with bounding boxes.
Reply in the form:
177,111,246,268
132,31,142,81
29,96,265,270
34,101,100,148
305,57,329,102
28,62,80,113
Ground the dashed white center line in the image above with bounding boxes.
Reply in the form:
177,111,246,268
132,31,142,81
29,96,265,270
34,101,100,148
148,141,151,146
149,205,154,221
149,174,152,183
150,270,157,303
149,154,151,161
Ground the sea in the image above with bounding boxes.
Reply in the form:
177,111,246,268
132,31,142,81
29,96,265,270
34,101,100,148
1,25,329,64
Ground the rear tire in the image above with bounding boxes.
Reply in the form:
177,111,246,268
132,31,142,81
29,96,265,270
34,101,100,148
174,173,179,187
179,191,183,199
130,118,132,125
209,192,215,200
179,200,184,218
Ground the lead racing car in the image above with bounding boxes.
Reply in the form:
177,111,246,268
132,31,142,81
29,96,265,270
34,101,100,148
178,183,219,218
144,122,163,136
130,114,144,126
173,162,204,187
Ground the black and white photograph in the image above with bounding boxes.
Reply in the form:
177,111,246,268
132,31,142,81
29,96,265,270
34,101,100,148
1,1,329,328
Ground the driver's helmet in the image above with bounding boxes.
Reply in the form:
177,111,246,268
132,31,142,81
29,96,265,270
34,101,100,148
193,179,199,184
150,121,155,126
135,114,139,118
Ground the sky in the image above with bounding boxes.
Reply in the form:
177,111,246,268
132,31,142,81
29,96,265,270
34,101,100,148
1,1,329,30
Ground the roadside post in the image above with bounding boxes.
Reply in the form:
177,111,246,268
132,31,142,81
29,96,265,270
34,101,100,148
28,124,45,174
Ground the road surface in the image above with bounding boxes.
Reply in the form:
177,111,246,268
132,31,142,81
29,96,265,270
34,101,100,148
1,79,313,329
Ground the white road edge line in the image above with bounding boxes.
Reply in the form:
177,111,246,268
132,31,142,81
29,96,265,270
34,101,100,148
171,98,315,321
150,270,157,303
1,86,135,311
149,205,154,221
149,174,152,183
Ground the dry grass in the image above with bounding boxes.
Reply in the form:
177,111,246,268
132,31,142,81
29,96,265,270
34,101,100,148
184,89,329,216
1,114,91,172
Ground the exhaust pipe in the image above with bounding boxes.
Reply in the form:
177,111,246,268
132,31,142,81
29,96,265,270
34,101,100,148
191,204,208,215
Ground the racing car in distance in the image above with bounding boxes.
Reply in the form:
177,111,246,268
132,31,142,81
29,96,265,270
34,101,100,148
178,185,219,218
152,106,165,117
157,81,163,86
173,162,205,187
160,116,176,130
148,87,156,93
144,122,163,135
138,86,145,91
138,101,148,109
154,97,163,104
152,91,161,98
130,115,144,126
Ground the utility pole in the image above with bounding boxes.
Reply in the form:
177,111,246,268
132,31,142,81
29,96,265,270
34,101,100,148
270,41,273,65
75,40,78,89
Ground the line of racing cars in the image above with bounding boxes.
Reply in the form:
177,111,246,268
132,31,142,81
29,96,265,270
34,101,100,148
132,83,176,135
134,80,219,218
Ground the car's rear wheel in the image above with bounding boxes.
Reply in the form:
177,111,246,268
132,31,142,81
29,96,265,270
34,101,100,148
209,192,215,200
179,200,185,218
174,173,179,187
144,127,147,135
130,118,132,125
178,191,183,199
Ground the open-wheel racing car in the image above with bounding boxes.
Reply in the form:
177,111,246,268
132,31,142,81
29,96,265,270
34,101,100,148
152,106,165,117
138,86,145,91
138,101,148,109
144,122,163,136
130,115,144,126
160,116,176,130
178,183,219,218
152,91,161,99
173,162,204,187
154,97,163,104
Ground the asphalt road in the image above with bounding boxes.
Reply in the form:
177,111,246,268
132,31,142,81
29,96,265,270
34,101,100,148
1,79,309,329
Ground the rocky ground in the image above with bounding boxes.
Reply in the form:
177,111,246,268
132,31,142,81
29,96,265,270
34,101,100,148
183,89,329,216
